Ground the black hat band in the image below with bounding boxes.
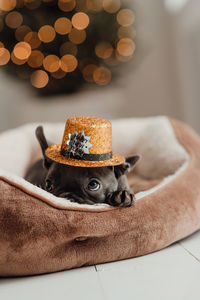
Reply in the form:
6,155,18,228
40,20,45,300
61,148,112,162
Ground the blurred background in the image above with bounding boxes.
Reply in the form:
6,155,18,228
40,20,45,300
0,0,199,133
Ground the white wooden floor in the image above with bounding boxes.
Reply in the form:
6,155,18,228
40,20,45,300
1,231,200,300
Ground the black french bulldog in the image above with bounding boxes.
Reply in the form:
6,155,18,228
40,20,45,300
25,126,140,207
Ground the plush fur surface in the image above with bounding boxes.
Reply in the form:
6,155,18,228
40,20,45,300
1,117,200,276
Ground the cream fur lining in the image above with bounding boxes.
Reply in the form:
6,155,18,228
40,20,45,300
0,116,189,210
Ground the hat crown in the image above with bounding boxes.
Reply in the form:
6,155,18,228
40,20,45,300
61,116,112,156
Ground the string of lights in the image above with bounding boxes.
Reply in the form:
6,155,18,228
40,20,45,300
0,0,136,94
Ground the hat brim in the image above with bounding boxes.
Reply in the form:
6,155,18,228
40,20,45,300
45,144,125,167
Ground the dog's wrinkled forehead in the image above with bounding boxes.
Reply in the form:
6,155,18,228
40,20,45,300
87,166,113,177
47,163,85,178
47,163,113,183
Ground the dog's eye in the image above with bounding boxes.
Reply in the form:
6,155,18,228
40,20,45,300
45,180,54,192
88,180,100,191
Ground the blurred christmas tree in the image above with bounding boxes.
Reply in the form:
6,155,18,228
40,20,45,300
0,0,136,95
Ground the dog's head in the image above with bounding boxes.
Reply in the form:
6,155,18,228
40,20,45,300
36,126,140,205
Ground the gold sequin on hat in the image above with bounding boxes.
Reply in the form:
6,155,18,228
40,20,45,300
45,116,125,167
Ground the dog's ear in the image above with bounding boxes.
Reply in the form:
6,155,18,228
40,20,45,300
114,155,140,179
35,126,52,169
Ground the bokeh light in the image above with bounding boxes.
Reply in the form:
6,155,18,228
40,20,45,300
0,0,136,89
93,66,111,85
95,42,113,59
13,42,31,60
24,31,41,49
5,11,23,29
28,50,44,68
51,68,66,79
117,26,136,39
117,9,135,27
31,70,49,88
82,64,97,82
54,17,72,35
60,54,78,72
117,38,136,56
0,48,10,65
116,51,132,62
15,25,31,41
11,51,27,65
86,0,102,12
104,54,119,67
60,42,78,56
58,0,76,12
68,28,86,44
0,0,16,12
72,12,89,30
38,25,56,43
43,55,60,72
103,0,120,13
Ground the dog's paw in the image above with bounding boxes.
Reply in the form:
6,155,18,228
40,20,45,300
107,190,135,207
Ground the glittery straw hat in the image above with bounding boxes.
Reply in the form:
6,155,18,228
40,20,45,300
45,116,125,167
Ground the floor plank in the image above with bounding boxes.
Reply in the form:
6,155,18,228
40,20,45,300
95,243,200,300
0,266,104,300
179,230,200,262
1,237,200,300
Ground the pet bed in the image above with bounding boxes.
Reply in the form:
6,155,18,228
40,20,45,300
1,116,200,277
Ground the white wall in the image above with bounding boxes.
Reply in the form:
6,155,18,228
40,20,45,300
168,0,200,132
